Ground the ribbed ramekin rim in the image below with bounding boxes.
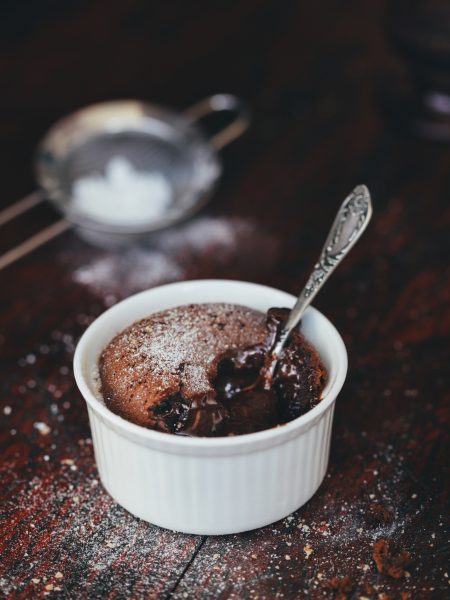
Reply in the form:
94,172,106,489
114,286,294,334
74,279,347,451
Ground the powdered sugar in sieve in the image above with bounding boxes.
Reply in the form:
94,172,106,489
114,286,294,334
71,156,173,226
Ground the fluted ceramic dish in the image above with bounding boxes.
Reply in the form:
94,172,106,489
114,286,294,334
73,279,347,535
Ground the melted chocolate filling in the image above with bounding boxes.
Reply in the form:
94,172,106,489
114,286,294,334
151,308,326,437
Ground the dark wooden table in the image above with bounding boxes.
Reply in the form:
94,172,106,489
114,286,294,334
1,1,449,598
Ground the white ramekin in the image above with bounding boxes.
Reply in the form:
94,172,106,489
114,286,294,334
74,280,347,535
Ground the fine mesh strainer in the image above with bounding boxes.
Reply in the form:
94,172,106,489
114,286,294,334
0,95,249,269
34,94,250,245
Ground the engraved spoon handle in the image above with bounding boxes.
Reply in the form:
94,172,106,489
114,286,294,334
268,184,373,376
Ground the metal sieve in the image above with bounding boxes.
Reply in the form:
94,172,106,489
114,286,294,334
0,95,249,269
34,94,250,245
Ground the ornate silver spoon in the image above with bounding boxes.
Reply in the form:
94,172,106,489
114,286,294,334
266,184,373,379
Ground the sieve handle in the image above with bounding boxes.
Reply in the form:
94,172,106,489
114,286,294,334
184,94,251,150
0,191,44,226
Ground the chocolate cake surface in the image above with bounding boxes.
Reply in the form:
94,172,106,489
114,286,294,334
99,303,326,436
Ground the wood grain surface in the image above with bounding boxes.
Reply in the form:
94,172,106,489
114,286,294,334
0,1,449,598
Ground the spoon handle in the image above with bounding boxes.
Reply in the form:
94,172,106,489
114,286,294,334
271,185,373,362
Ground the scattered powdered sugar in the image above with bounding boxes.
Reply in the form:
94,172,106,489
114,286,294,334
158,216,253,254
73,251,181,302
0,450,200,598
170,441,428,599
1,365,443,598
33,422,51,436
71,216,280,302
0,435,436,598
71,156,172,226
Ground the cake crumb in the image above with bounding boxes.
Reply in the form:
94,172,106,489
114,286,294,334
33,422,51,436
372,538,410,579
322,575,353,598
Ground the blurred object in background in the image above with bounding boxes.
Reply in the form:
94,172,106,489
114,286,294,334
1,94,250,262
36,95,250,242
385,0,450,140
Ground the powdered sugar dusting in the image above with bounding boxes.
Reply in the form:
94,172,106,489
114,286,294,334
71,216,280,302
72,156,172,226
159,216,253,254
171,435,436,599
101,303,267,403
0,445,199,597
73,251,182,302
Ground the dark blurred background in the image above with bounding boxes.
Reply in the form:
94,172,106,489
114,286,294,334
2,0,450,217
0,0,411,205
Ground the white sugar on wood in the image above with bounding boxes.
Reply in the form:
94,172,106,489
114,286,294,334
71,157,172,226
71,216,280,301
73,250,182,302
